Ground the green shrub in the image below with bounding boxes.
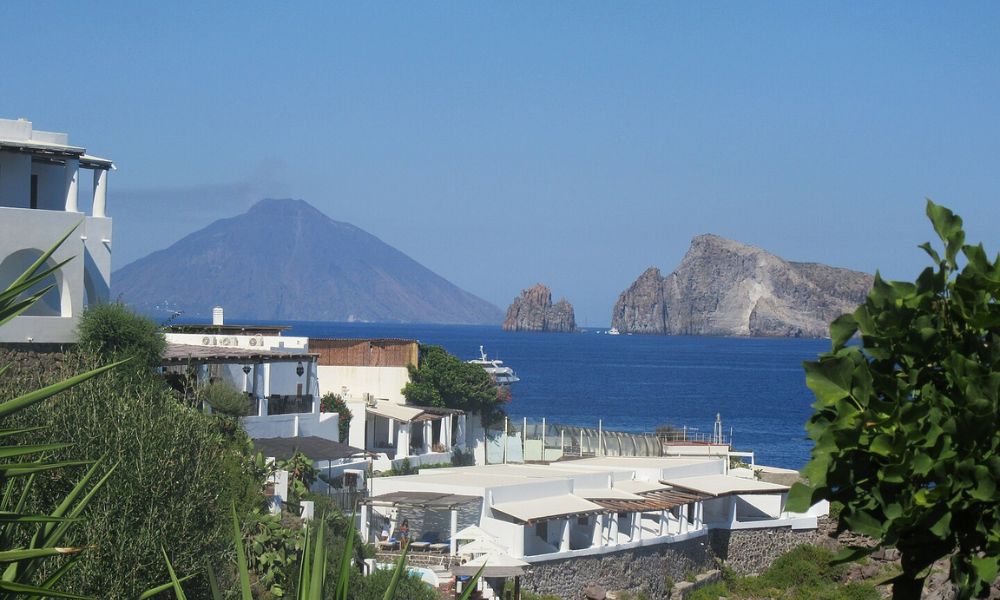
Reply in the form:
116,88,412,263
200,378,254,416
75,302,165,367
686,582,728,600
2,353,260,598
348,566,439,600
320,392,352,442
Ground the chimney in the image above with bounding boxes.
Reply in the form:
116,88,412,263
212,306,224,326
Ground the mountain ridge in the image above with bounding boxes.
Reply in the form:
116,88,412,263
113,198,504,324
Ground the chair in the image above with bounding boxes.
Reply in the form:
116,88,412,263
376,529,399,551
409,531,440,552
428,537,451,553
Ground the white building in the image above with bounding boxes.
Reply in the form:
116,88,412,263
0,118,114,343
362,457,827,597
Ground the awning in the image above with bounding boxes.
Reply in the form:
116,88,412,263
366,402,425,423
457,537,508,556
452,553,528,578
575,487,645,501
491,494,603,524
661,475,789,497
614,480,668,494
362,491,481,509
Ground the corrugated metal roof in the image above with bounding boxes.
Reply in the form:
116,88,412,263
252,436,368,461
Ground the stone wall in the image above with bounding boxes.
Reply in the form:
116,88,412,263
708,526,816,575
0,343,75,398
520,537,714,600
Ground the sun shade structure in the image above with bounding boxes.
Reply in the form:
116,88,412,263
591,488,708,512
457,537,509,556
452,552,529,578
454,525,498,542
161,344,316,365
365,402,426,423
252,436,369,461
614,480,670,494
661,475,789,497
491,494,603,524
362,491,481,510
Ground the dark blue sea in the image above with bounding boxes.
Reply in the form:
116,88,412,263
277,322,825,470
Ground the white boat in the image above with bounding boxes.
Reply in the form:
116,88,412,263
468,346,519,385
607,327,621,335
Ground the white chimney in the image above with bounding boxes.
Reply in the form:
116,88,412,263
212,306,224,326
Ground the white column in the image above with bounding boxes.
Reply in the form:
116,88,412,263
559,519,571,552
631,512,641,542
64,157,79,212
695,501,703,529
681,505,689,535
729,496,738,525
608,513,619,546
442,415,452,448
513,525,525,558
449,509,458,556
592,514,605,548
360,503,370,543
423,420,432,454
660,510,668,536
92,168,108,217
397,422,410,458
456,414,467,448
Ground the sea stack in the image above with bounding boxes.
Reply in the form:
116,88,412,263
611,234,873,338
503,284,576,332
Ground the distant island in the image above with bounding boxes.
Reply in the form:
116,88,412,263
612,234,873,338
503,283,576,332
112,198,504,324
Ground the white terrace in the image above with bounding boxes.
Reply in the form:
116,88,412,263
362,457,825,564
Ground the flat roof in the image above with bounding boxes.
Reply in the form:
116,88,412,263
567,456,720,469
592,488,709,512
253,436,368,461
614,480,669,494
662,475,789,497
161,343,315,365
363,491,480,509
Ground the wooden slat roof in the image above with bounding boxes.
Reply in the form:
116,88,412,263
362,491,481,509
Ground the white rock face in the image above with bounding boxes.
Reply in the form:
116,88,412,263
611,235,874,338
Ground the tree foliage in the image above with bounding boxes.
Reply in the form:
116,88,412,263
402,345,506,427
787,201,1000,599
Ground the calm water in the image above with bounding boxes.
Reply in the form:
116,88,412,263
279,322,826,470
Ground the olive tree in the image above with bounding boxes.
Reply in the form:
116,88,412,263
788,201,1000,598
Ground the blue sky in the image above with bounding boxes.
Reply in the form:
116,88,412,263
5,3,1000,324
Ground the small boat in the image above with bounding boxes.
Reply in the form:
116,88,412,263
468,346,520,385
607,327,621,335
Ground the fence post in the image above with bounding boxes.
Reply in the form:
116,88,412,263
598,419,603,456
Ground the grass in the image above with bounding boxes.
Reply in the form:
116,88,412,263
686,545,882,600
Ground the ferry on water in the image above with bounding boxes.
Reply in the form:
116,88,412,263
468,345,519,385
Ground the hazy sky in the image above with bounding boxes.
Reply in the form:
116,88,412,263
5,3,1000,325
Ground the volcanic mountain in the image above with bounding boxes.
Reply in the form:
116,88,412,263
113,198,504,324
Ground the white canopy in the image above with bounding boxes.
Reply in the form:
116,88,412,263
662,475,789,497
454,525,497,542
491,494,603,523
457,537,508,556
452,552,529,578
366,401,424,423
